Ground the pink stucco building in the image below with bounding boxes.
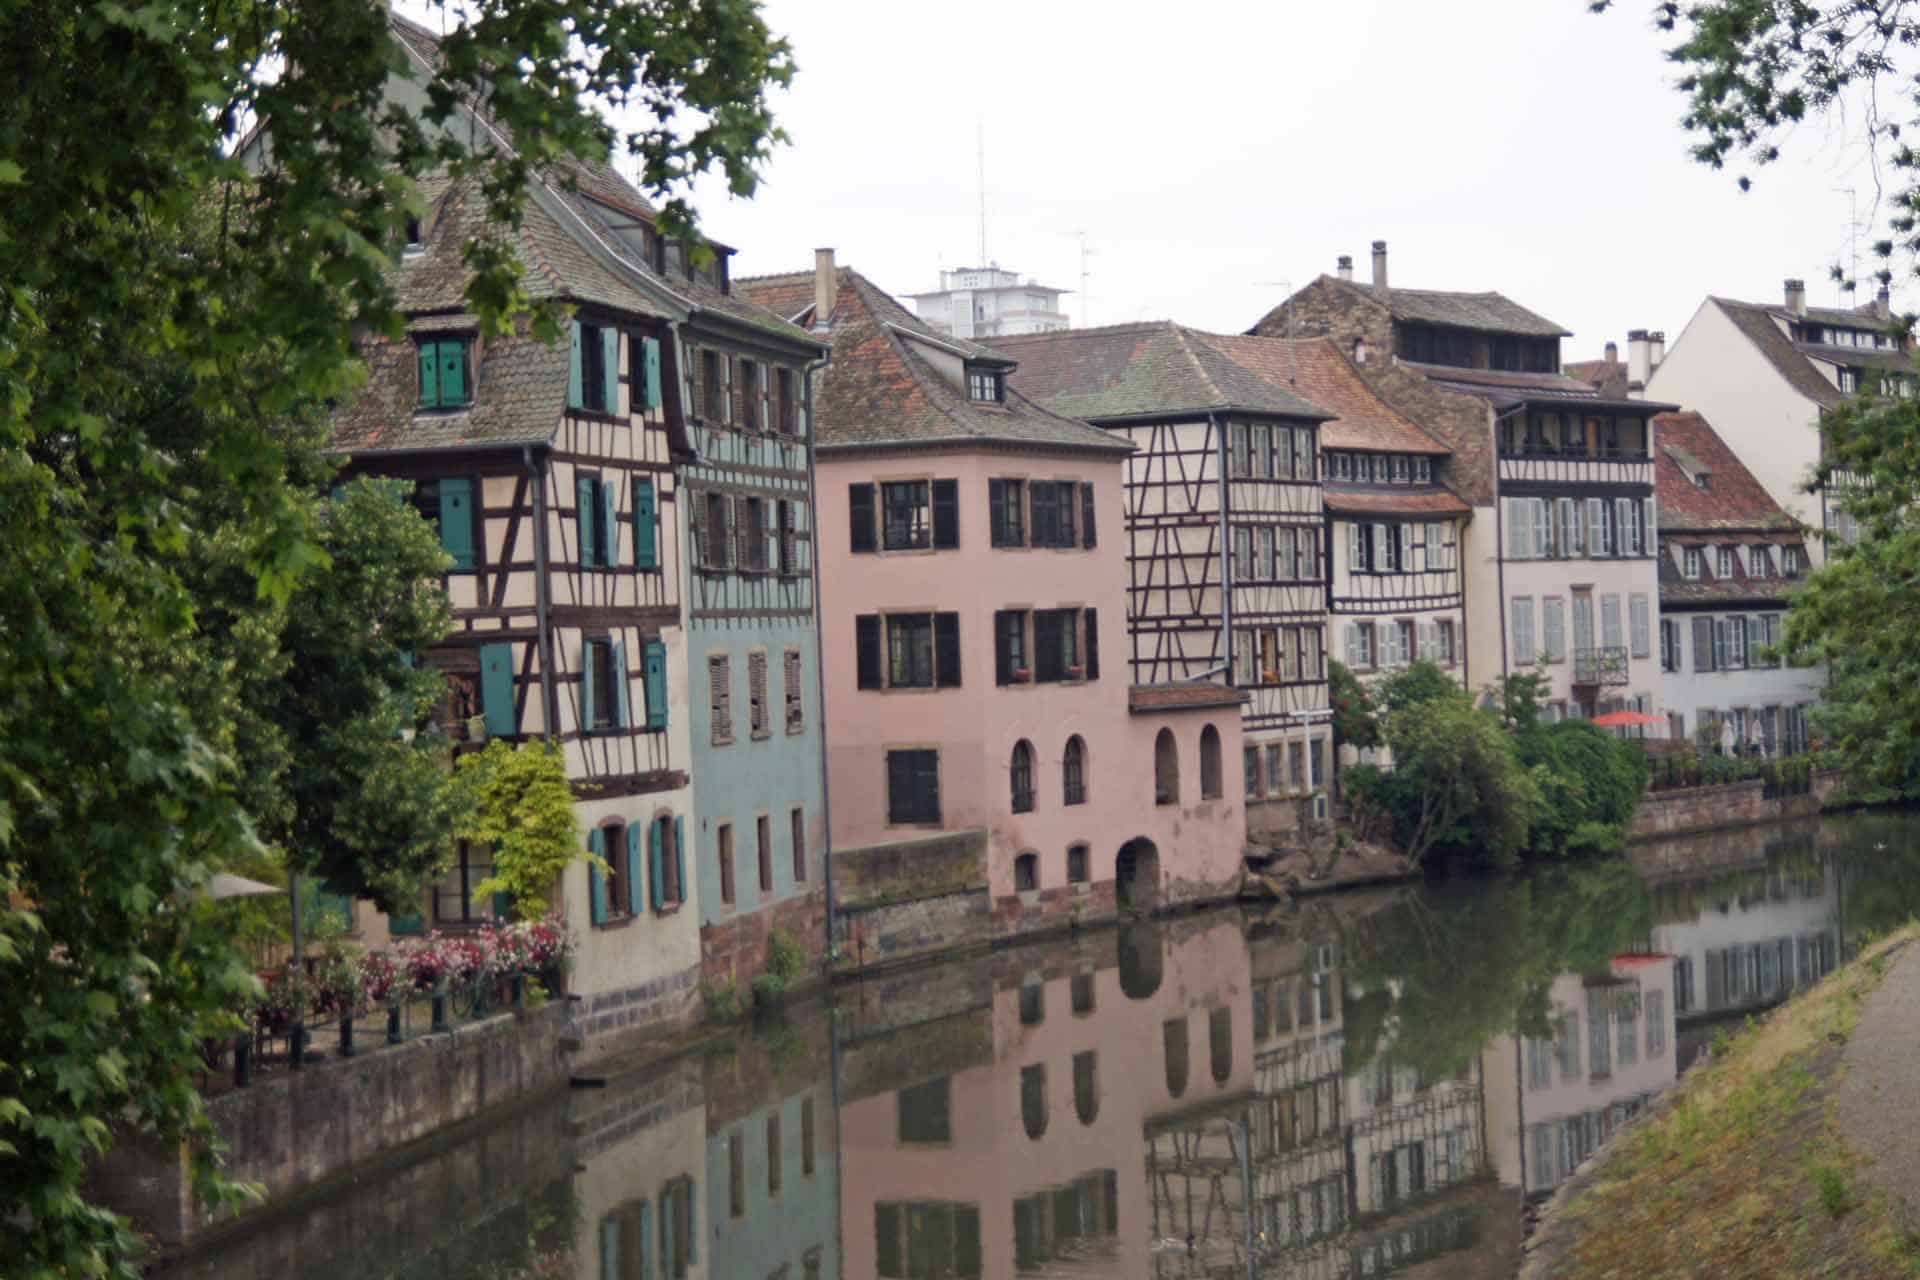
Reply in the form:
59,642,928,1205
740,258,1247,938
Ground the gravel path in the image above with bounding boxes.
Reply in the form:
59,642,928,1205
1835,940,1920,1227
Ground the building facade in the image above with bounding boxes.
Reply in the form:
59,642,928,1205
996,322,1336,842
1651,411,1822,753
906,264,1071,338
741,261,1247,931
1255,242,1669,723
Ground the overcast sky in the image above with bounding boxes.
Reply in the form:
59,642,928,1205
658,0,1890,357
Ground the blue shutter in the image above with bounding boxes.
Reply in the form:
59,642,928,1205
673,817,687,908
612,640,630,728
577,474,599,568
643,336,662,410
638,1201,654,1280
649,818,665,912
660,1191,675,1274
588,828,608,926
602,325,621,416
389,909,425,936
603,477,620,567
627,822,646,918
633,477,658,569
439,476,475,569
643,638,668,728
598,1217,619,1279
582,640,598,732
418,341,438,406
568,320,584,409
480,642,516,737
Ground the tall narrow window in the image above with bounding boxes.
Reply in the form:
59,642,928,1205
718,822,735,905
1199,724,1223,799
1020,1064,1048,1139
881,480,931,550
994,609,1030,684
757,814,772,894
748,651,769,738
784,648,804,733
765,1113,782,1196
887,749,941,824
708,655,732,744
791,806,806,883
1163,1018,1189,1098
1063,736,1086,805
728,1131,744,1217
1154,729,1179,805
1010,740,1035,813
801,1096,817,1176
990,478,1026,547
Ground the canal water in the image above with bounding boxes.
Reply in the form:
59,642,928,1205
153,810,1920,1280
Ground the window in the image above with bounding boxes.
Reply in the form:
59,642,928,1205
432,842,497,926
882,480,931,550
736,497,767,572
1542,596,1566,663
897,1077,951,1144
748,650,769,738
766,1113,782,1196
1063,736,1086,805
1588,497,1615,556
784,648,804,734
1154,729,1180,805
708,654,732,744
1414,456,1433,483
1199,725,1223,799
786,807,807,884
776,367,798,434
1230,422,1253,478
1511,596,1537,664
1683,547,1702,580
1347,621,1375,669
1073,1052,1099,1125
861,612,961,689
1749,545,1769,577
737,359,762,430
1783,545,1803,576
1601,594,1623,650
1394,620,1415,668
718,822,735,905
727,1131,745,1217
1692,616,1717,672
1630,594,1652,659
700,349,724,422
417,337,472,409
967,366,1004,402
1023,480,1081,549
1067,843,1089,884
1010,740,1035,813
989,478,1026,547
653,814,684,908
1163,1018,1190,1097
1556,497,1584,559
1014,852,1039,892
1267,744,1284,796
1436,619,1457,665
887,749,941,824
994,609,1030,683
1020,1064,1048,1138
576,472,615,569
570,320,621,415
1033,607,1095,682
1390,454,1410,484
1717,547,1736,579
1310,738,1325,789
584,636,627,731
1661,619,1680,672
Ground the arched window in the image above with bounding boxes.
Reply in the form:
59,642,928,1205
1199,724,1223,799
1021,1064,1048,1139
1011,739,1035,813
1154,728,1179,805
1209,1007,1233,1085
1066,843,1089,884
1073,1050,1099,1125
1063,735,1087,805
1163,1017,1189,1098
1014,852,1039,893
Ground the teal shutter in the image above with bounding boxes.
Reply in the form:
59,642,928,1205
582,641,598,732
685,1179,698,1264
602,478,620,567
389,910,425,936
612,640,630,728
673,817,687,908
439,476,475,569
568,320,584,409
598,1217,618,1279
660,1191,675,1274
627,822,646,918
492,888,512,919
439,341,466,405
633,477,658,569
588,828,608,926
602,325,621,415
638,1202,654,1280
418,341,439,406
480,642,516,737
643,336,662,410
577,474,599,568
648,819,665,912
643,638,667,728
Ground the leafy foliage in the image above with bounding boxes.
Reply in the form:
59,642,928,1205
459,742,585,922
1519,720,1651,859
1328,659,1380,751
1,2,795,1271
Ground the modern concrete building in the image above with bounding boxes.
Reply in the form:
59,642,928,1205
906,264,1071,339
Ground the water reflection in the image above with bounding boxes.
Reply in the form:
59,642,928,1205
154,811,1920,1280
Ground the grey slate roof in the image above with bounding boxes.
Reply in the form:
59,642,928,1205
1280,274,1569,337
989,322,1334,423
736,267,1131,455
335,326,570,453
1712,299,1848,409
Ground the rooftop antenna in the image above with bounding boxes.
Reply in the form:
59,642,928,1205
1077,230,1094,327
1254,279,1297,384
976,123,988,267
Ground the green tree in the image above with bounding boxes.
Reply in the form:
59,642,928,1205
1,3,794,1271
1328,659,1380,752
457,741,584,922
1518,720,1651,859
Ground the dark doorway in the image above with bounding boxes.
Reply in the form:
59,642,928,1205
1115,838,1161,915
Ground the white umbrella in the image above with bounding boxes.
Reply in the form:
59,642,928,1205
202,873,286,901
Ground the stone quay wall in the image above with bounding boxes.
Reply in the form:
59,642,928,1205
1627,770,1843,842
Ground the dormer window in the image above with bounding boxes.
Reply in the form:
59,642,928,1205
1682,547,1702,580
416,337,471,410
1783,545,1803,576
403,216,423,252
1839,367,1861,395
968,367,1004,403
1413,456,1432,484
1692,470,1711,490
1749,546,1770,577
1717,547,1736,578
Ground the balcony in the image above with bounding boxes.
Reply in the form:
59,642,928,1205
1572,646,1630,688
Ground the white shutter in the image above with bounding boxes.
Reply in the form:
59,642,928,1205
1506,500,1528,560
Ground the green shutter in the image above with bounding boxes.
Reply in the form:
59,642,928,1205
644,638,667,728
588,828,608,926
627,822,646,918
390,905,425,936
643,336,662,410
649,818,665,912
418,341,439,407
439,341,467,405
685,1179,698,1264
612,640,630,728
659,1191,675,1273
568,320,584,409
638,1201,654,1280
577,474,599,568
582,640,598,732
439,476,475,569
673,816,686,908
480,642,515,737
602,325,621,416
599,1217,619,1279
602,477,620,567
633,477,658,569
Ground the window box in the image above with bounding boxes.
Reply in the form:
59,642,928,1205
1010,667,1032,683
1064,665,1084,680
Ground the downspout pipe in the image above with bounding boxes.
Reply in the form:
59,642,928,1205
526,443,559,740
802,353,837,956
1214,413,1233,678
1491,405,1525,698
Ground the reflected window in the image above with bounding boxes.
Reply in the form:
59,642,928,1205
1209,1006,1233,1085
1163,1017,1189,1098
898,1077,952,1144
1252,981,1270,1040
876,1201,982,1279
728,1131,744,1217
766,1113,782,1196
1021,1063,1048,1139
1272,979,1293,1033
801,1096,816,1177
1070,972,1095,1016
658,1177,693,1278
1019,979,1044,1026
1073,1051,1098,1124
597,1200,651,1280
1014,852,1039,893
1118,923,1164,1000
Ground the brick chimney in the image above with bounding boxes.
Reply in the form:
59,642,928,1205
1603,340,1618,362
1371,240,1389,294
1337,255,1353,283
1784,278,1807,318
813,248,836,333
1877,286,1892,321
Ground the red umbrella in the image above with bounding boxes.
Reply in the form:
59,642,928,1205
1590,710,1663,727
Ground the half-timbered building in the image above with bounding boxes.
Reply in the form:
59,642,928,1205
994,322,1336,841
1254,243,1670,723
742,257,1248,932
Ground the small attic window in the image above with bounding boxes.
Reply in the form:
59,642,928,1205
1692,471,1711,490
403,216,423,252
968,367,1004,404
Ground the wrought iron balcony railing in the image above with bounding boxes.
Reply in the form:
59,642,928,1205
1572,646,1630,687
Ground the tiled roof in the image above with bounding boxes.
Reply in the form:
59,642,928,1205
990,322,1333,423
1564,357,1630,400
334,325,569,453
1323,487,1472,517
1653,411,1799,532
1263,274,1570,337
1128,683,1248,713
737,267,1130,455
1407,361,1660,411
1711,299,1846,409
1193,335,1448,454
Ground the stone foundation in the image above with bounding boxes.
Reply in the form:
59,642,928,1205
699,887,829,996
572,961,702,1065
1627,770,1842,841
